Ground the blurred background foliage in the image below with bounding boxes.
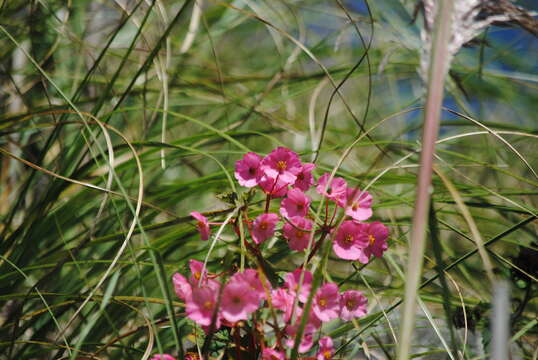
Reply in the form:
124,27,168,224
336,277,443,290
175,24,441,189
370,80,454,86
0,0,536,359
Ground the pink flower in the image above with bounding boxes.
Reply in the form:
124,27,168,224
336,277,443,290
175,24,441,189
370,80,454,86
284,268,313,303
188,259,207,284
342,187,373,221
339,290,368,321
258,173,289,198
235,152,262,187
271,288,295,321
294,305,322,329
316,173,347,203
221,280,260,323
333,221,369,261
262,348,285,360
280,188,311,219
190,211,210,241
172,273,192,300
259,147,302,184
293,163,316,191
252,213,279,244
313,283,340,322
230,269,269,300
362,221,389,259
284,323,315,353
316,336,334,360
283,216,313,251
186,286,219,327
150,355,176,360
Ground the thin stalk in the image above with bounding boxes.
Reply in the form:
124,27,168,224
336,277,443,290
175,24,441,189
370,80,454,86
397,1,454,359
491,281,510,360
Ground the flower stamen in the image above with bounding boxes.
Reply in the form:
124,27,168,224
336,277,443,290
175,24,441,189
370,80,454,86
203,300,213,310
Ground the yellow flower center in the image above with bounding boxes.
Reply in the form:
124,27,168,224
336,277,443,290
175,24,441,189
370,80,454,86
203,300,213,310
368,234,376,246
346,299,355,309
197,221,205,229
319,298,327,307
194,271,201,280
345,234,354,244
295,230,305,238
260,222,268,230
324,350,332,359
277,160,287,171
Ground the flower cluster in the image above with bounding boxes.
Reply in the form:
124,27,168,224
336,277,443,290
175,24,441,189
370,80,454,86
166,147,389,359
173,265,366,357
192,147,388,262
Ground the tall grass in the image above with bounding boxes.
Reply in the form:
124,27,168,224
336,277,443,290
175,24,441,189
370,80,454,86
397,1,455,358
0,1,536,359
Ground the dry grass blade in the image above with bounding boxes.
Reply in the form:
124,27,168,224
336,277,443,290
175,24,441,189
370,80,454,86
398,1,454,359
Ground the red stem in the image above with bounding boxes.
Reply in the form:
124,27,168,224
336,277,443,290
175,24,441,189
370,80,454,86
264,194,271,213
306,230,330,264
233,325,243,360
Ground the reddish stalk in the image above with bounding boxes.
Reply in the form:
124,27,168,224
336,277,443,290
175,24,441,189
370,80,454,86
306,229,330,264
397,1,454,359
264,194,271,213
264,174,281,213
233,325,243,360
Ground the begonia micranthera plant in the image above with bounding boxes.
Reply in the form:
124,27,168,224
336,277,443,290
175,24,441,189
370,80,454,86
162,147,389,360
